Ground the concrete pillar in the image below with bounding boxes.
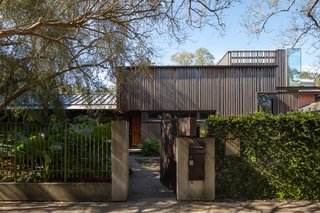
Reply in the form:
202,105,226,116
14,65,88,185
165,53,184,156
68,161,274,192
111,120,129,201
176,137,215,201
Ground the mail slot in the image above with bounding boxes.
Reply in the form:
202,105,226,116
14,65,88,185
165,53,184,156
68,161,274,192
188,142,205,180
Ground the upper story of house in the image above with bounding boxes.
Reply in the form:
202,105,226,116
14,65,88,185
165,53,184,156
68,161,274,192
118,49,284,115
118,64,277,115
117,48,320,116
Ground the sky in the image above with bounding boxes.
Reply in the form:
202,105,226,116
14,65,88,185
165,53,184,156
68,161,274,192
154,2,317,72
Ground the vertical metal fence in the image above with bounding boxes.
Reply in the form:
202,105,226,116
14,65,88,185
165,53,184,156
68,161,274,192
0,122,111,182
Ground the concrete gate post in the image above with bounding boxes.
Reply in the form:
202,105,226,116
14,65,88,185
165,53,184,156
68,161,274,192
111,120,129,201
176,137,215,201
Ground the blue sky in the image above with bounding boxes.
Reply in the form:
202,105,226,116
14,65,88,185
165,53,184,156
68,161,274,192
154,2,317,71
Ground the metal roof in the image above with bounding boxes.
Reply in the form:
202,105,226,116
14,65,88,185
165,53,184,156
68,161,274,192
4,94,117,110
276,86,320,91
62,94,116,110
300,102,320,112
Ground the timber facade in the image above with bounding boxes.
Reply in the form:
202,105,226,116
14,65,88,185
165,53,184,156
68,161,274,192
118,49,319,146
120,65,279,116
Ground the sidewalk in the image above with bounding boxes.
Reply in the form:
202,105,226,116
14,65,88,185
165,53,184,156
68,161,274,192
0,200,319,212
0,153,319,212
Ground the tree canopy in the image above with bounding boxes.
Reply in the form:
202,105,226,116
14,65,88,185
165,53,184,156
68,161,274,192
300,71,320,86
171,48,215,65
0,0,236,114
243,0,320,65
1,0,319,119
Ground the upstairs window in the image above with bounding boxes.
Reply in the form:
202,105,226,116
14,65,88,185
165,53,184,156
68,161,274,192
287,48,301,86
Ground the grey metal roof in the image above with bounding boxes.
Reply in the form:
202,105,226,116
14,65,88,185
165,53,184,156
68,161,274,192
300,102,320,112
62,94,116,110
276,86,320,91
4,94,117,110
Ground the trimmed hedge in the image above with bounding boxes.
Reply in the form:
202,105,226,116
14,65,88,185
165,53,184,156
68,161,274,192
207,111,320,200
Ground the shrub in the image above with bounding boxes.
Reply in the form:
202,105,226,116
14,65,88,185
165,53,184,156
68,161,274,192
207,111,320,200
140,137,160,157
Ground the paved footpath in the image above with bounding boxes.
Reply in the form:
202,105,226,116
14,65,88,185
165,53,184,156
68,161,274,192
0,154,319,212
0,199,319,212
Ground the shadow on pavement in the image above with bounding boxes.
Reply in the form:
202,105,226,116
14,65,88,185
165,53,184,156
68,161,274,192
128,154,176,201
0,154,319,212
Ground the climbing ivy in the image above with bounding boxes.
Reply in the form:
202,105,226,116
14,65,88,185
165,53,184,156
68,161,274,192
207,111,320,200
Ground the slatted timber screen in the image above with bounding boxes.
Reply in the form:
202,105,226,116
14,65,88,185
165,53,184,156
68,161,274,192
119,66,277,117
141,121,162,142
218,50,277,66
272,93,299,114
229,50,276,65
218,50,287,87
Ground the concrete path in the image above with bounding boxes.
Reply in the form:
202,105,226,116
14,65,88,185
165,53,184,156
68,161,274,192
0,154,319,212
128,155,175,201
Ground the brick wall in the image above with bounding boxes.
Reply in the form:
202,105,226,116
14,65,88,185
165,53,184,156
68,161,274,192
298,94,315,108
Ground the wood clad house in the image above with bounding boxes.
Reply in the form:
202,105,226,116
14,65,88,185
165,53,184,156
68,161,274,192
118,49,320,147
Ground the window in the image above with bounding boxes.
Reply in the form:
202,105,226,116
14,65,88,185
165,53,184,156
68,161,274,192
287,48,301,86
316,95,320,102
258,94,273,114
142,112,162,121
147,113,162,120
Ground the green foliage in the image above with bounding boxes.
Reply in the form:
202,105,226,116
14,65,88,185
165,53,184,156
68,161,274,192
70,115,111,142
171,51,195,65
207,111,320,200
171,48,215,65
0,116,112,183
1,0,230,111
27,135,50,156
300,71,320,86
72,115,97,126
91,123,112,142
140,137,160,157
199,128,207,138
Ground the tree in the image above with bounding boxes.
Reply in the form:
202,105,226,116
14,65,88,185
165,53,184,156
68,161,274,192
171,51,195,65
300,71,312,79
300,71,320,86
171,48,215,65
194,48,215,65
0,0,237,114
243,0,320,61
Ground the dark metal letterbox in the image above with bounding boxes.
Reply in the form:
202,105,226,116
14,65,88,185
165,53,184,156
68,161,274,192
188,142,205,180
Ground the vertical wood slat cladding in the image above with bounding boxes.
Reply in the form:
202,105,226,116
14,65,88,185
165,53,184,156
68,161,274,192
275,49,288,87
273,93,298,114
119,66,277,117
218,50,287,87
141,121,162,142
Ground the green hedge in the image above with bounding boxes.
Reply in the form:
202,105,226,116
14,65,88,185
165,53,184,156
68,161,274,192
207,111,320,200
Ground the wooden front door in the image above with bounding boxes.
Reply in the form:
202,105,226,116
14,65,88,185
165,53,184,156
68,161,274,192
131,112,141,147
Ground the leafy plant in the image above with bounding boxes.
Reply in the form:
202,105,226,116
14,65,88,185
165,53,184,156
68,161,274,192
140,137,160,157
207,111,320,200
0,117,113,183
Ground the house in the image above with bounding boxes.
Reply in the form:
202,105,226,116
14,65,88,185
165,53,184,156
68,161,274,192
3,49,319,147
117,49,320,147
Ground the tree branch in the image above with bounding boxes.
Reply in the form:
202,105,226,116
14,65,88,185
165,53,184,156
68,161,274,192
259,0,296,33
307,0,320,29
